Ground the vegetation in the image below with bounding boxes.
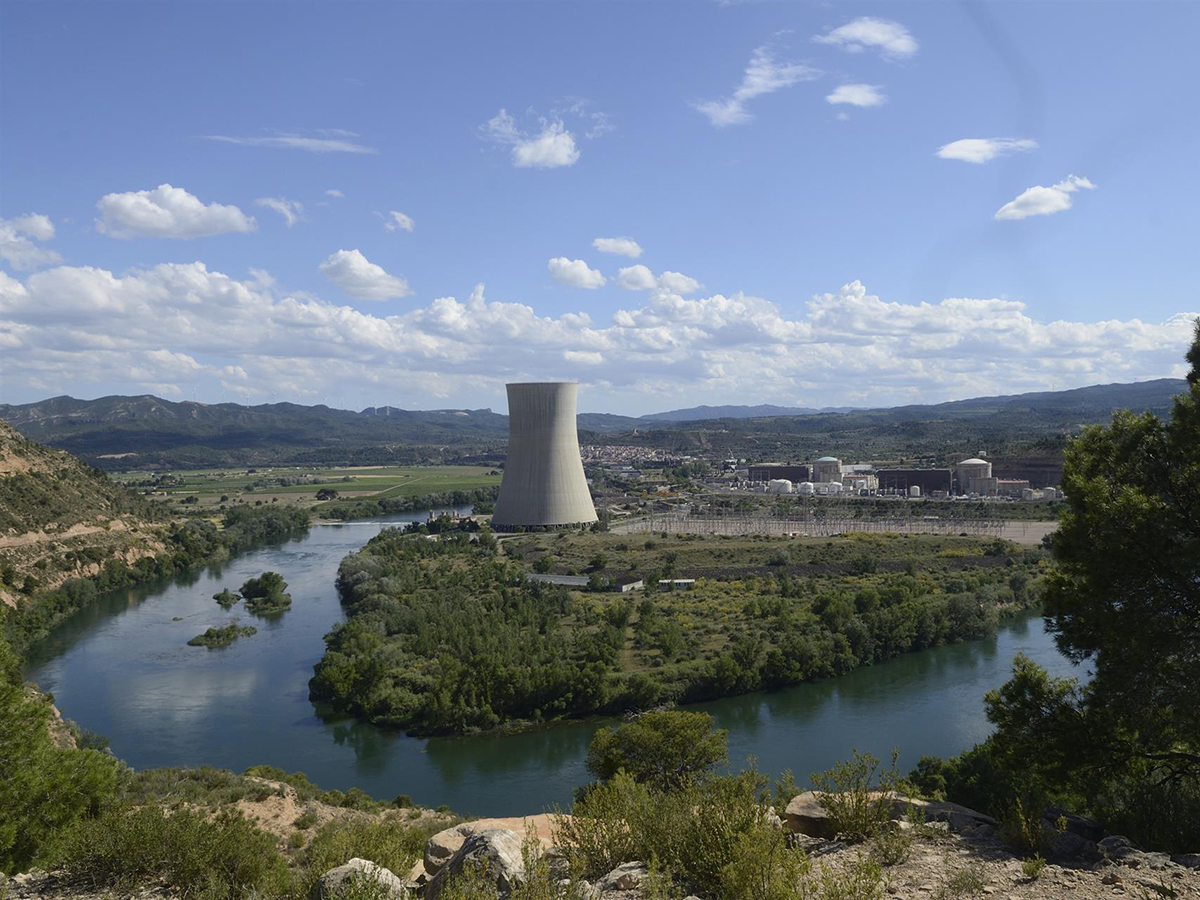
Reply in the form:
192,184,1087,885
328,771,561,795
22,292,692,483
585,710,728,790
311,528,1046,734
214,587,240,608
909,325,1200,854
241,571,292,615
188,623,257,648
4,504,309,651
812,749,901,843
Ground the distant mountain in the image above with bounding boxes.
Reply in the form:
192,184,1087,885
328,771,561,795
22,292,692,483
642,404,858,422
0,378,1185,469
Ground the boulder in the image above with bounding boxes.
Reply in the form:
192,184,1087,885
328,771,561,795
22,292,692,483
1044,805,1106,842
1173,853,1200,870
783,792,994,839
596,862,648,893
310,858,407,900
1099,835,1140,860
424,814,564,875
423,828,526,900
1047,830,1102,865
784,792,834,838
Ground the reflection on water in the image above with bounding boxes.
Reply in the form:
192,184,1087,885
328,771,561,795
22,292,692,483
25,513,1080,816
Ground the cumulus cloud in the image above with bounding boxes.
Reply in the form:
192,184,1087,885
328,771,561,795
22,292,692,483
995,174,1096,221
617,265,702,294
813,17,918,60
318,249,413,300
826,84,886,107
694,44,821,127
0,264,1192,411
384,211,415,233
205,130,377,154
593,237,643,258
937,138,1038,164
481,109,581,168
548,257,606,289
255,197,303,227
0,214,61,270
96,184,256,239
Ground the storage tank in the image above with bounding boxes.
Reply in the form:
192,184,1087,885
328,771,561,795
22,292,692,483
909,485,921,498
796,481,815,496
491,382,598,530
767,479,793,494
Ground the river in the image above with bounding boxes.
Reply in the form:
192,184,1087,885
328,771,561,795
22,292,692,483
24,510,1081,817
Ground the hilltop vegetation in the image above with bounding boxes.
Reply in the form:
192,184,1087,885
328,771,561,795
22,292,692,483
311,528,1046,734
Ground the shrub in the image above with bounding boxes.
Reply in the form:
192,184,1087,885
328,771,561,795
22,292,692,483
297,817,443,899
868,826,912,866
53,805,289,898
997,794,1048,858
812,749,901,843
718,825,813,900
1021,855,1046,880
584,710,728,790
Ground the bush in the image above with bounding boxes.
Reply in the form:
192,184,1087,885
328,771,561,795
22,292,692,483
584,711,728,790
53,805,289,898
297,817,443,899
812,749,901,843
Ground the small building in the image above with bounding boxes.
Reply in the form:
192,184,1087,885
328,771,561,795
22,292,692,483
657,578,696,591
997,478,1031,498
812,456,842,483
526,573,644,592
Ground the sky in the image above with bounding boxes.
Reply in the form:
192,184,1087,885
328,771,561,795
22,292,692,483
1,1,1198,416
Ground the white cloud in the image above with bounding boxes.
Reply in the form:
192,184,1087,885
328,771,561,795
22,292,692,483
937,138,1038,164
255,197,303,227
593,237,643,258
995,174,1096,221
0,264,1192,412
325,189,345,198
617,265,702,294
813,17,918,60
826,84,886,107
694,45,821,127
0,214,61,270
96,184,256,239
318,249,413,300
548,257,605,289
616,265,658,291
384,211,415,233
204,131,377,154
481,109,581,168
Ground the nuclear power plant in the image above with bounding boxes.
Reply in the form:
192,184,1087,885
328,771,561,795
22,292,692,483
491,382,598,531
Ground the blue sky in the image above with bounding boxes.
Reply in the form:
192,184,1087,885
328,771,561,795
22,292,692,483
1,0,1197,414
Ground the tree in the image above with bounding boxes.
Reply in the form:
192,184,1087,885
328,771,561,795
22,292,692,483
240,571,287,600
585,710,728,790
1042,319,1200,784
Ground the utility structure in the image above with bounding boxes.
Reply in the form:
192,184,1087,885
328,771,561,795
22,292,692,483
491,382,597,531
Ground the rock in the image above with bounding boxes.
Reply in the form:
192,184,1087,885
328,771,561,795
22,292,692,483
1099,835,1139,859
310,858,407,900
424,814,564,876
596,862,648,893
1172,853,1200,869
1102,873,1123,885
424,828,526,900
784,791,834,838
1047,830,1102,865
1044,806,1107,842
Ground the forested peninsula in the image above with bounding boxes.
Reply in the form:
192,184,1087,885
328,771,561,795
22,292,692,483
310,529,1046,734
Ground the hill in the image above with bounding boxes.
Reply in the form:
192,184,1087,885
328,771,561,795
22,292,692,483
0,378,1185,471
0,419,170,609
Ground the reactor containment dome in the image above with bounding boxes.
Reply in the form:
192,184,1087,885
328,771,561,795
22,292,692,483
491,382,598,530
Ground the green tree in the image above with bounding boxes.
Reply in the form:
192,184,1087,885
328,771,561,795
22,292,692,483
1043,318,1200,783
584,710,728,790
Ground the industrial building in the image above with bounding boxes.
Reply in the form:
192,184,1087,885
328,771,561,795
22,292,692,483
491,382,598,530
955,457,994,494
877,468,953,496
748,463,810,483
812,456,842,483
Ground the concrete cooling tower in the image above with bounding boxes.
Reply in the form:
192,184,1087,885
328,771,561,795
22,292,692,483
491,382,598,530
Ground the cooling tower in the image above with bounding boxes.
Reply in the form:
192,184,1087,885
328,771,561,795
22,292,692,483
492,382,598,530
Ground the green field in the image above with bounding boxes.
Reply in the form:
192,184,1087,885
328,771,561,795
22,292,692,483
113,465,501,511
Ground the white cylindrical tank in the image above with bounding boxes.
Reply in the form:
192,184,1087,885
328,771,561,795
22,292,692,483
768,479,793,494
492,382,598,530
909,485,921,498
796,481,815,495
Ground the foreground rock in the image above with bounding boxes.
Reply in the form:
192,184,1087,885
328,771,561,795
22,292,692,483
422,814,565,878
783,791,995,839
423,828,526,900
311,858,407,900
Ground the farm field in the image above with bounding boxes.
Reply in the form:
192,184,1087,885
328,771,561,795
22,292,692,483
113,465,501,511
